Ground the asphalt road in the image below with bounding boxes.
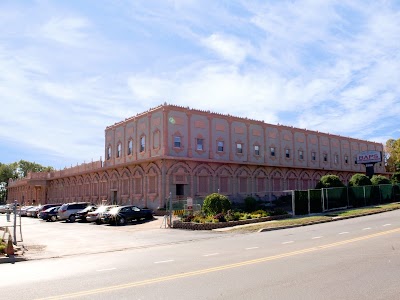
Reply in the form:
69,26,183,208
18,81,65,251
2,210,400,300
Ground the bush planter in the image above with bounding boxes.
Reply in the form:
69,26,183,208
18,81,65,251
172,214,291,230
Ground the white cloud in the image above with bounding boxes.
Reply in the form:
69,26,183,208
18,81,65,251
201,33,251,64
40,16,91,46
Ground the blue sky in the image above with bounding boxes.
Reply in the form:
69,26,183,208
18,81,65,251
1,0,400,170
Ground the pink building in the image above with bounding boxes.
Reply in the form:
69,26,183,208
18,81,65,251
7,104,385,209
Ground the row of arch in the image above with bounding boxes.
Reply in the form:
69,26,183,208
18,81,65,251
43,161,355,209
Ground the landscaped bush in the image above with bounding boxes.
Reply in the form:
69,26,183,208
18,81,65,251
0,241,5,253
316,175,344,189
244,196,258,212
213,213,226,222
349,174,372,186
371,175,391,185
270,208,288,216
250,210,270,218
202,193,231,216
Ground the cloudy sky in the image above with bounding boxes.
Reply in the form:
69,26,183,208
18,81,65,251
1,0,400,170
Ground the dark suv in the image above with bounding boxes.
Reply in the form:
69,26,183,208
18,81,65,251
57,202,90,222
102,205,153,225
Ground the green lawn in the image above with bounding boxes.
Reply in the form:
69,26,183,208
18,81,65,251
226,202,400,232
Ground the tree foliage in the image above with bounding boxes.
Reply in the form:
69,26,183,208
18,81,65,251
315,175,344,189
0,160,54,204
202,193,231,216
370,175,391,185
385,138,400,172
349,173,372,187
392,172,400,184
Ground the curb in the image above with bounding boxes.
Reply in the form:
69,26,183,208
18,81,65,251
258,207,400,232
0,255,26,264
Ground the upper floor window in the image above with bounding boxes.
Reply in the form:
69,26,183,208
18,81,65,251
298,150,304,160
270,147,275,157
174,136,181,148
140,136,146,152
128,140,133,155
217,141,224,152
344,155,348,164
196,138,204,151
236,143,243,154
285,149,290,158
254,145,260,156
107,146,112,160
323,153,328,162
117,143,122,158
334,154,339,164
311,151,316,161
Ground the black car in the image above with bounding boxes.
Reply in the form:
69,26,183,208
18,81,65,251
102,205,153,225
39,206,60,222
75,205,97,222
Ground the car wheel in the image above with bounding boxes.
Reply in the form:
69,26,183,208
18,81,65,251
68,215,76,223
50,215,57,222
118,217,126,226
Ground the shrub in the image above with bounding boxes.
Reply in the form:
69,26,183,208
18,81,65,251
371,175,391,185
316,175,344,189
270,208,288,216
244,196,258,212
250,209,270,218
202,193,231,216
392,172,400,184
213,213,226,222
182,214,194,222
349,173,372,186
0,241,5,253
225,211,241,221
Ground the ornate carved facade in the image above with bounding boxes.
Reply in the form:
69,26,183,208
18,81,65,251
7,104,385,209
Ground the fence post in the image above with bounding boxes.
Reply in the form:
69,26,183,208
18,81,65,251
363,186,366,206
13,200,17,245
168,192,172,228
291,190,295,216
307,189,311,215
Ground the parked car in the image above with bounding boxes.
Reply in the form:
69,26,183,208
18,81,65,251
86,205,119,224
57,202,90,222
74,205,97,222
0,205,9,214
19,206,34,216
102,205,153,226
27,206,40,217
37,203,62,217
39,206,60,222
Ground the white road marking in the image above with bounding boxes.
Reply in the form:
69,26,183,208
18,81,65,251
362,227,371,230
383,224,391,227
245,247,259,250
339,232,349,235
312,236,323,239
203,253,219,257
154,260,174,264
282,241,294,244
97,268,116,272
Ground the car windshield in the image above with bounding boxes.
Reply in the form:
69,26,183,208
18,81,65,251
108,207,120,214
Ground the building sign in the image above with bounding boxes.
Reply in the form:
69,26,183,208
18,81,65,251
356,151,382,164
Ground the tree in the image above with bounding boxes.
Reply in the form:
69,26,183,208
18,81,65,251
0,160,54,204
392,172,400,184
349,173,372,186
315,175,344,189
370,175,391,185
385,138,400,172
0,162,19,204
17,160,54,177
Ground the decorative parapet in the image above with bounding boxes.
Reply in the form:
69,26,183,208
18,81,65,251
7,160,104,187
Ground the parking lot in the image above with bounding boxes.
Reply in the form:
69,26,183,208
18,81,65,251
1,212,222,261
